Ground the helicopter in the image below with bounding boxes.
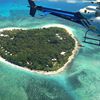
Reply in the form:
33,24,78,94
28,0,100,46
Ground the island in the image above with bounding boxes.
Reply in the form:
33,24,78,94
0,24,79,74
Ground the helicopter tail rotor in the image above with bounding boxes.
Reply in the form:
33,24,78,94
28,0,37,17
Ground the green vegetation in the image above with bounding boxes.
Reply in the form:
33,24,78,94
0,27,75,71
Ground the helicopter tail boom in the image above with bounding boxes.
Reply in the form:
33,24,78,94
28,0,91,28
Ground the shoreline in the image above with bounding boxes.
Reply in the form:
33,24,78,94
0,24,80,75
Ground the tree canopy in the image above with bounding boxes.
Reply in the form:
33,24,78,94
0,27,75,71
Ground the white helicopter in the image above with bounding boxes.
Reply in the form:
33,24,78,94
28,0,100,45
79,0,100,45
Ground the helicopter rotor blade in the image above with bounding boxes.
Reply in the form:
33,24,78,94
36,0,96,3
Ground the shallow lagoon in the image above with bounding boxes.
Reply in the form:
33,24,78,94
0,0,100,100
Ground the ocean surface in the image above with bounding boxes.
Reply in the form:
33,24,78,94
0,0,100,100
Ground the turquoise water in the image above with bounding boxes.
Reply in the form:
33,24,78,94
0,0,100,100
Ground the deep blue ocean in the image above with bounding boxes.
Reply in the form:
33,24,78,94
0,0,100,100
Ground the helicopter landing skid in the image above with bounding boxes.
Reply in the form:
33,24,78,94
82,29,100,46
83,35,100,46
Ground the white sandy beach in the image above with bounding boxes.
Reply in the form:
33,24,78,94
0,24,80,75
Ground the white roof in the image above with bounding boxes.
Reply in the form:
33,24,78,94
60,51,66,55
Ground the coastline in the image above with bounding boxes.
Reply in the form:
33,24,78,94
0,24,80,75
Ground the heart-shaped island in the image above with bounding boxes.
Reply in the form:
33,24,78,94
0,24,80,75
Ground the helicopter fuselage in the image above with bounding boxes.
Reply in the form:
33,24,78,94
80,5,100,33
